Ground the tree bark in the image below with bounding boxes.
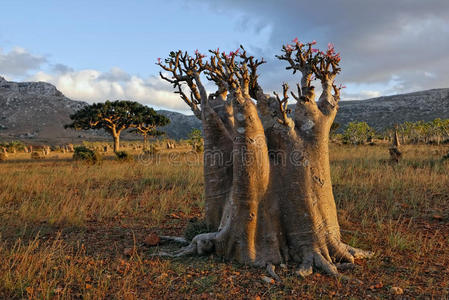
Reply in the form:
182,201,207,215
158,45,372,276
112,129,120,152
201,96,234,230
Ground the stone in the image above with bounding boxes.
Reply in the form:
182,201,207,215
390,286,404,295
144,232,161,246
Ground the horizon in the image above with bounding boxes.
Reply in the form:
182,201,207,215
1,0,448,114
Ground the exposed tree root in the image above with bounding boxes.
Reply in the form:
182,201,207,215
296,242,374,278
151,232,374,280
159,236,189,245
266,263,281,281
151,233,217,258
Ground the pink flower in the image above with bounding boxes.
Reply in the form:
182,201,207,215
235,48,240,54
298,43,304,47
339,84,346,89
311,48,318,53
216,48,220,53
327,43,334,50
195,49,199,55
157,58,161,64
310,40,317,45
292,37,299,44
286,44,293,51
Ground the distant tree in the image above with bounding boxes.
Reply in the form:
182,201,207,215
131,112,170,149
343,121,375,145
187,128,204,152
394,118,449,144
330,122,341,139
65,100,169,152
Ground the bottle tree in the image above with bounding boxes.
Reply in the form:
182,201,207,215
157,40,372,277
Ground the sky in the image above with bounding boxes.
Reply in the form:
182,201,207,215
1,0,448,113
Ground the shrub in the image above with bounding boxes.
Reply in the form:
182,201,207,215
73,146,102,164
343,122,376,145
443,152,449,161
0,152,7,162
188,128,204,153
115,151,133,162
184,218,209,241
31,152,45,160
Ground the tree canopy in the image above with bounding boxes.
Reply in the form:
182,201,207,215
65,100,170,151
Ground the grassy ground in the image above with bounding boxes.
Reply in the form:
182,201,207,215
0,144,448,299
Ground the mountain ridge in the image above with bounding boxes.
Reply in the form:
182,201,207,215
1,76,448,143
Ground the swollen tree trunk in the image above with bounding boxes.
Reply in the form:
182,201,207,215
201,94,234,230
158,44,372,277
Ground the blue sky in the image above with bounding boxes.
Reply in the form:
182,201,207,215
1,0,448,113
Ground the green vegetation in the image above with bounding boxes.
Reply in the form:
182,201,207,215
187,128,204,153
114,150,133,162
0,140,26,152
394,118,449,144
343,121,375,144
65,100,169,152
73,146,102,164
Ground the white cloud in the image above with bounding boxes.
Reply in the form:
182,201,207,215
28,68,191,112
0,47,47,76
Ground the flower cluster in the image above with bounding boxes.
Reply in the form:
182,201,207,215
194,49,207,59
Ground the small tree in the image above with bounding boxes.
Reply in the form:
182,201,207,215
343,122,375,145
131,112,169,150
65,100,169,152
187,128,204,152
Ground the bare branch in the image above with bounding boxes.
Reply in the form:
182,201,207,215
273,83,291,125
157,50,207,115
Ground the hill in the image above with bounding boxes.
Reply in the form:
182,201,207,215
335,88,449,131
1,76,448,143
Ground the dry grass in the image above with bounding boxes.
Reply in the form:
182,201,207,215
0,144,448,299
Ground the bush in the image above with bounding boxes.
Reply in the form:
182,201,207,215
115,151,133,162
188,128,204,153
343,122,375,145
443,152,449,161
184,218,209,241
31,152,45,160
73,146,102,164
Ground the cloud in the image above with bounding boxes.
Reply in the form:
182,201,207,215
189,0,449,97
0,47,47,76
342,90,382,101
28,68,190,111
51,63,74,74
97,67,131,82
